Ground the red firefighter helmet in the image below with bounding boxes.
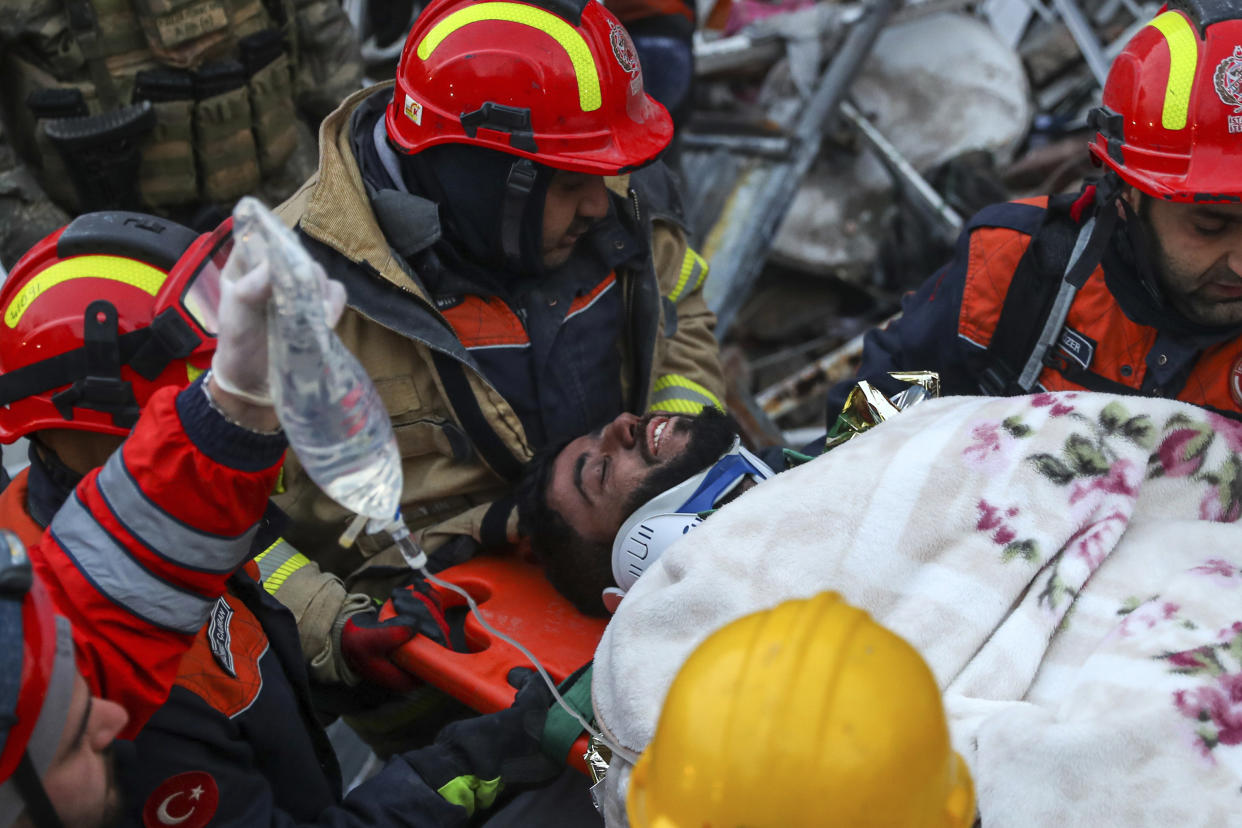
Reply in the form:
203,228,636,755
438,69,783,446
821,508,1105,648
386,0,673,175
0,531,76,802
0,212,226,442
1089,1,1242,202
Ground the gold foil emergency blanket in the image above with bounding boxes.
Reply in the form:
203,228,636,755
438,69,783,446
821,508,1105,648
585,734,613,813
824,371,940,451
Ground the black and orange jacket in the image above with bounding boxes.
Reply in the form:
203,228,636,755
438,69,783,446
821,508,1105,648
26,379,286,739
120,565,475,828
0,468,41,551
11,397,468,826
828,196,1242,421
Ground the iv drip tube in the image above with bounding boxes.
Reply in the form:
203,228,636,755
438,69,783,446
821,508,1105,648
384,518,639,766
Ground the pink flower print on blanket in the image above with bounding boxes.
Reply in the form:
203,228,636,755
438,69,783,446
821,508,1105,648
963,421,1020,472
1115,598,1182,638
1164,623,1242,761
1191,559,1240,583
1207,413,1242,455
1155,428,1211,478
1147,413,1242,523
975,499,1039,563
962,409,1042,473
1065,459,1141,533
1030,391,1080,416
1012,401,1157,611
1068,459,1140,505
964,422,1006,467
1063,509,1131,569
1201,485,1242,523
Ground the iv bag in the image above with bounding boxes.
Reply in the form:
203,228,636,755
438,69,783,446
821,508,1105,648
229,197,402,521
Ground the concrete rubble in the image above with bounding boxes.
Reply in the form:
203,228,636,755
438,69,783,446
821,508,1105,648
685,0,1161,443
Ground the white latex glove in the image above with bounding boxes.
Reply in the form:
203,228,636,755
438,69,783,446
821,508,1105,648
211,257,348,406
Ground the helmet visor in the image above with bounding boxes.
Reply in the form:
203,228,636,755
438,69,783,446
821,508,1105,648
177,224,234,337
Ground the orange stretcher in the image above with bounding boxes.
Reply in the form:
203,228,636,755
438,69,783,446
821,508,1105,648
379,555,608,774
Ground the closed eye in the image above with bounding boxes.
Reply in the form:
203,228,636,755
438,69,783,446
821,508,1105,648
1193,222,1227,237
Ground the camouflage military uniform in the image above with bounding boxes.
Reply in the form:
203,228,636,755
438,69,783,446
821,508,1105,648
0,0,363,267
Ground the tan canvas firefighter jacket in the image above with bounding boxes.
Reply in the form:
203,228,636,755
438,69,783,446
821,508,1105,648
265,84,725,674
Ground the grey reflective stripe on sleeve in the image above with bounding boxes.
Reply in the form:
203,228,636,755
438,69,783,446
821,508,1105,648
49,494,213,634
97,451,258,574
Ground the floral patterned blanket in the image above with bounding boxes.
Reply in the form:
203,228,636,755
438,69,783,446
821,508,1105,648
593,392,1242,826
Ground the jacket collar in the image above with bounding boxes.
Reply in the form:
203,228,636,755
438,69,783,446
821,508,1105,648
299,83,433,301
25,441,81,530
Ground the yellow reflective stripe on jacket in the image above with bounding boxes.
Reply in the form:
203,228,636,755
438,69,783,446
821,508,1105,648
667,247,708,304
437,774,503,817
648,374,723,414
1150,11,1197,131
254,538,310,595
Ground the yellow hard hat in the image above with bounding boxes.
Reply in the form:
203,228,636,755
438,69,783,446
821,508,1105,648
626,592,975,828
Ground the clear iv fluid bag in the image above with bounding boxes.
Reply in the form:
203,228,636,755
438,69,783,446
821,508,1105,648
230,198,402,521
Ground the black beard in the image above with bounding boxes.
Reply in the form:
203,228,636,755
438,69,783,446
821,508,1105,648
620,407,738,521
95,744,123,828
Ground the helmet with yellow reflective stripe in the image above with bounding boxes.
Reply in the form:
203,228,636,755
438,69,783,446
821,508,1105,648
1089,0,1242,202
0,212,224,441
386,0,673,174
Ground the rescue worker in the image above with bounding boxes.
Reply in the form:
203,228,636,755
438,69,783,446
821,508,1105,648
270,0,726,723
0,0,364,268
0,212,221,546
627,593,976,827
0,211,450,699
827,2,1242,422
0,268,289,827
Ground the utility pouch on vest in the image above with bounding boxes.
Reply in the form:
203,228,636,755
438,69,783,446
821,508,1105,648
26,88,89,209
241,30,297,175
133,67,199,207
42,101,156,211
193,61,261,203
130,0,231,68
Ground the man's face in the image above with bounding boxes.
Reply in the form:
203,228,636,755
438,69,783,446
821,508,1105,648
541,171,610,269
29,672,128,828
1135,195,1242,326
545,409,737,545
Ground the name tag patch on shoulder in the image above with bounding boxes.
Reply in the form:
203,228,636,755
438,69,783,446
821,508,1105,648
207,598,236,678
1057,327,1096,371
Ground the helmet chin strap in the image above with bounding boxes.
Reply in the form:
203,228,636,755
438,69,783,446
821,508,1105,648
13,754,65,828
501,158,538,272
1115,191,1166,305
1014,173,1124,391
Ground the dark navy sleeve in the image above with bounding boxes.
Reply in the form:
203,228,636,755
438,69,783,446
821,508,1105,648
120,686,471,828
824,227,978,422
176,375,287,472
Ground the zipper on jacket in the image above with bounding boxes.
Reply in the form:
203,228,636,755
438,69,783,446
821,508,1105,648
628,187,642,226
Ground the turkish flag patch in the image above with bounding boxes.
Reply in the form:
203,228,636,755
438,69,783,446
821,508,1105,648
1231,355,1242,408
142,771,219,828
